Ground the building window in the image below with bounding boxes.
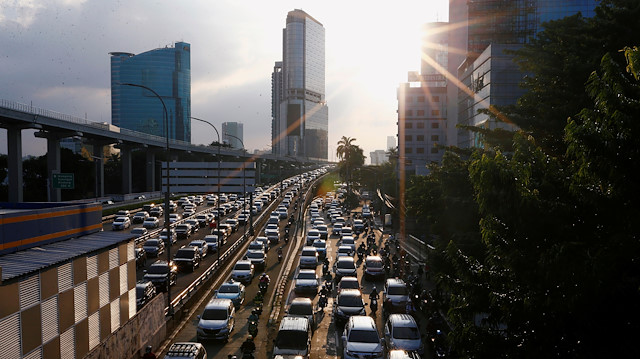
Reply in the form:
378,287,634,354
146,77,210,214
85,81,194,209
431,122,439,129
431,147,439,154
432,96,439,102
431,110,440,116
405,135,412,142
405,122,413,129
417,122,424,129
406,147,413,154
431,135,439,141
417,96,425,102
417,110,425,116
417,135,424,142
405,110,413,116
417,148,425,154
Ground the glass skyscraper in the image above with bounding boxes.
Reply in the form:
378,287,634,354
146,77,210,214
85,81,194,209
272,9,328,160
110,41,191,142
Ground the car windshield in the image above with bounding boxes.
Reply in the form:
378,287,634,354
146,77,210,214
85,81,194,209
219,285,239,294
114,218,125,223
394,326,421,339
298,272,316,280
175,250,194,258
337,260,355,269
189,242,203,248
176,225,188,230
247,252,264,259
367,260,383,268
289,303,312,315
234,263,252,270
148,265,168,274
338,294,363,307
342,239,354,245
388,286,408,295
339,248,351,254
313,242,326,249
249,244,263,250
302,250,316,257
145,240,159,247
131,228,146,235
275,330,308,350
202,308,228,320
349,329,380,343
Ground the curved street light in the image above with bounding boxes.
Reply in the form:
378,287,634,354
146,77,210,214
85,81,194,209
118,82,173,316
190,117,223,264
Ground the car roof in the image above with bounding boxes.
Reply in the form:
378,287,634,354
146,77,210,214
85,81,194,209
279,316,310,331
366,255,382,262
349,315,376,329
235,259,252,265
298,269,316,275
339,288,362,297
205,298,233,309
388,313,418,327
337,256,354,262
290,297,313,305
386,278,407,286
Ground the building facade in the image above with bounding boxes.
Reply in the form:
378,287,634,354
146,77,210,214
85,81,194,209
447,0,597,148
397,22,449,176
370,150,388,166
222,122,244,150
272,10,328,160
110,42,191,142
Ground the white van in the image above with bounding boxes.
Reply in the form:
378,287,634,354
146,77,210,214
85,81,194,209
272,316,311,358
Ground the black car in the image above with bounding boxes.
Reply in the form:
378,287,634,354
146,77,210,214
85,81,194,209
173,246,201,272
135,247,147,269
136,280,156,310
175,224,192,240
143,260,178,292
149,207,163,218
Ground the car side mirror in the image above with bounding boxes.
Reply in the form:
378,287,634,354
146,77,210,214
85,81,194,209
143,270,147,274
197,315,201,320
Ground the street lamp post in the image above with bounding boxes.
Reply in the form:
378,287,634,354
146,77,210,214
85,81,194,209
190,117,222,264
119,82,173,316
225,133,252,237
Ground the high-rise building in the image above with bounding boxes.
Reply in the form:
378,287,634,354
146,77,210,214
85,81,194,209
110,42,191,142
447,0,597,148
370,150,388,166
271,9,328,160
387,136,396,151
397,22,449,176
222,122,244,150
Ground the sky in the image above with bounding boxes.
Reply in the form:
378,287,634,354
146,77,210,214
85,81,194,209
0,0,449,162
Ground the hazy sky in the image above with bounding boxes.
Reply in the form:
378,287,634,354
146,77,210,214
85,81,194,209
0,0,448,161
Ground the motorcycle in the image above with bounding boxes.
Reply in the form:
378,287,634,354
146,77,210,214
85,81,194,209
278,252,283,263
322,262,330,277
318,293,328,309
258,281,268,294
248,320,258,337
369,297,378,316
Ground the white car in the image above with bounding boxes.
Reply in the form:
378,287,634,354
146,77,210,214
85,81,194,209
342,316,384,359
112,216,131,230
299,246,319,269
231,260,254,283
142,216,160,229
188,239,209,258
203,235,219,253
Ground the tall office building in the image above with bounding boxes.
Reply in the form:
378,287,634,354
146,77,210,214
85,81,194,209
397,22,449,176
110,41,191,142
387,136,396,151
271,9,328,160
447,0,597,148
222,122,244,150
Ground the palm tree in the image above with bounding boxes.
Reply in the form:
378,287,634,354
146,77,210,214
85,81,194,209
336,136,356,161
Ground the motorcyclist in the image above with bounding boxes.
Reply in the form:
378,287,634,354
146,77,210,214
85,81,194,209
241,336,256,354
143,345,157,359
248,309,259,323
259,273,270,285
254,291,264,305
369,286,379,301
320,284,329,297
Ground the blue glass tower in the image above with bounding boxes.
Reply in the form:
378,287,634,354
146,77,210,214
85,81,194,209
110,42,191,142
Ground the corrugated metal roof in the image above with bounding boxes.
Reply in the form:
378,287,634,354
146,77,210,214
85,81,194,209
0,231,135,282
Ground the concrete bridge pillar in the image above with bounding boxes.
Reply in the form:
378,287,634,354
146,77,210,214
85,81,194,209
6,125,23,202
35,130,79,202
146,150,156,192
92,144,105,198
119,145,133,195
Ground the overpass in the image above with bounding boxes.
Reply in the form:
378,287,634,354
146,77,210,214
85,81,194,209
1,98,326,202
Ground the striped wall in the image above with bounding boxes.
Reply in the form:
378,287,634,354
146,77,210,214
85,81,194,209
0,202,102,255
0,240,136,359
161,161,256,194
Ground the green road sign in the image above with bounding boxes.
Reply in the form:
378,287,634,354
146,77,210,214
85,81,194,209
52,173,74,189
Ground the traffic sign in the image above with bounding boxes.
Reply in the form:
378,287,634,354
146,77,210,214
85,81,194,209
52,173,74,189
